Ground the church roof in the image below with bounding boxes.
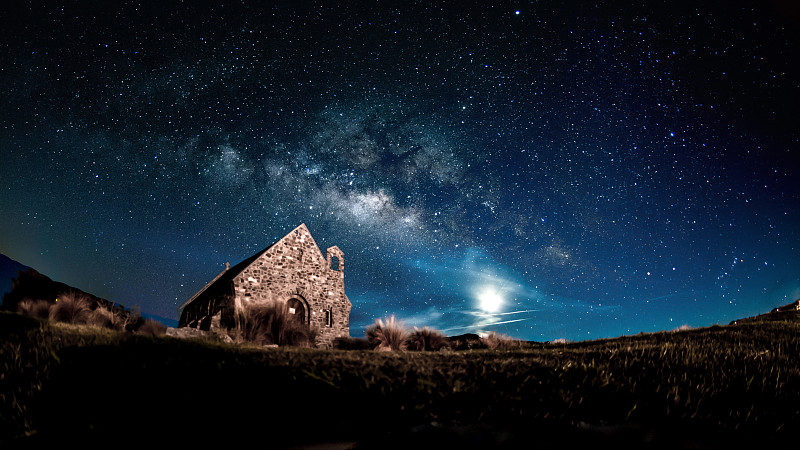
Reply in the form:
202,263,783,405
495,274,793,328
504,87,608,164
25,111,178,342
178,223,313,311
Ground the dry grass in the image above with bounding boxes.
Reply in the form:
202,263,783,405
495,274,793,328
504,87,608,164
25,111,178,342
15,293,151,334
2,311,799,446
48,292,92,324
407,327,450,351
16,299,52,320
135,318,167,336
49,320,123,338
482,331,520,349
87,306,121,330
366,315,409,351
231,301,316,347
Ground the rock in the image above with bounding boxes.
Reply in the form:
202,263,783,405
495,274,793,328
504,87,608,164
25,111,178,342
166,326,233,343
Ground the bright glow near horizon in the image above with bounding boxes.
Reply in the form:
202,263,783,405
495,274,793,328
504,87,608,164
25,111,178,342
477,286,504,314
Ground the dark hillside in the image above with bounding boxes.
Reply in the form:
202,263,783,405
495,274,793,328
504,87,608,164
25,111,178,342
1,267,115,313
731,299,800,325
0,254,29,299
1,259,177,327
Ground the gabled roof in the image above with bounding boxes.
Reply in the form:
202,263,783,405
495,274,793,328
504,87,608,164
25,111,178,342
178,223,314,311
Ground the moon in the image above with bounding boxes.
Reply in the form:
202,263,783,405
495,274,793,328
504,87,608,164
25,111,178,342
477,286,504,313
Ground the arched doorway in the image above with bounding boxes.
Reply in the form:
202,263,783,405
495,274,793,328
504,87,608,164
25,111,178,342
286,297,306,324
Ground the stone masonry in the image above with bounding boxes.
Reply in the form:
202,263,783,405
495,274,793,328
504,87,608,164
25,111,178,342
178,224,351,348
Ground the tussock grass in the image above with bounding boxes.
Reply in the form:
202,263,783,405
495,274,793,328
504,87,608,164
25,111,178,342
231,301,316,347
48,292,92,324
15,292,144,334
16,299,52,320
366,315,409,351
135,318,167,336
407,327,450,351
482,331,520,349
86,306,120,329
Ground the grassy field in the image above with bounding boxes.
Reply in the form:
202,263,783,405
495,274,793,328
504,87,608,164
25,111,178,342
1,310,798,449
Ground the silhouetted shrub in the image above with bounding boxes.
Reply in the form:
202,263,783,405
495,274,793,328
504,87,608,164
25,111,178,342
407,327,450,351
366,315,408,351
122,305,145,332
448,333,487,350
16,299,52,320
48,292,92,324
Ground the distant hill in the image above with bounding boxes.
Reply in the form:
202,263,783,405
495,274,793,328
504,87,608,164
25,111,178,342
0,253,177,327
730,299,800,325
0,253,30,298
1,264,118,314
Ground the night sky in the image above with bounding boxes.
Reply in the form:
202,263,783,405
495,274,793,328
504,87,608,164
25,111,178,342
1,1,798,341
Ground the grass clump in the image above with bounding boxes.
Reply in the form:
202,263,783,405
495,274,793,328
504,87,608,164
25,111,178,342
363,318,449,351
48,292,92,324
366,315,409,351
135,318,167,336
231,301,316,347
11,288,162,336
482,331,520,349
86,306,128,330
407,326,450,351
16,299,52,320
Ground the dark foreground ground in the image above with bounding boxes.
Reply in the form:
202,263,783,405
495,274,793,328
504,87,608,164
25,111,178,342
1,310,798,449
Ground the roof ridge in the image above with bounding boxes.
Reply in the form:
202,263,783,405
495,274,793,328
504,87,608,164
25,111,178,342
178,265,228,311
178,224,314,312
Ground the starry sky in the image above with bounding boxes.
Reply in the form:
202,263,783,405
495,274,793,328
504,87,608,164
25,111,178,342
1,1,798,341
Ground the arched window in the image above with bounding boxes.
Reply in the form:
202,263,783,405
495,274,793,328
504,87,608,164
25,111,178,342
324,308,333,327
330,256,340,271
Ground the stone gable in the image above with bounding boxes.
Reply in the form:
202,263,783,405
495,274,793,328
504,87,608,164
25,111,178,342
179,224,351,348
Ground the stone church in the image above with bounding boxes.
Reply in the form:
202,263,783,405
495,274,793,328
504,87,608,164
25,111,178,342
178,224,351,348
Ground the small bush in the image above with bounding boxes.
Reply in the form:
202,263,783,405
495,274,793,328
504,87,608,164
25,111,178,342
48,292,92,324
122,305,144,332
16,299,52,320
482,331,519,350
135,318,167,336
366,315,408,351
407,327,450,351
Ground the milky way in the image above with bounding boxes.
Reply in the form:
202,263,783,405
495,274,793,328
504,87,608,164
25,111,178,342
1,1,798,341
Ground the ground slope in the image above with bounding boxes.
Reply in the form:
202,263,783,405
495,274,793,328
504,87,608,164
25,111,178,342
1,310,798,449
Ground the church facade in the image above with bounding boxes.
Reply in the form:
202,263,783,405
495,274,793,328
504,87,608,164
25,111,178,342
178,224,351,348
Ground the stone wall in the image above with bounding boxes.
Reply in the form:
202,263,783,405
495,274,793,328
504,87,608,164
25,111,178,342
232,225,351,348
